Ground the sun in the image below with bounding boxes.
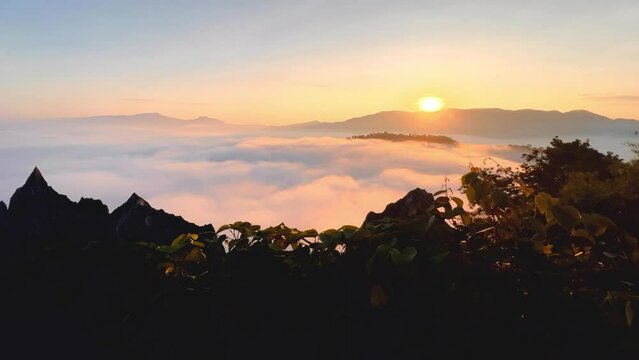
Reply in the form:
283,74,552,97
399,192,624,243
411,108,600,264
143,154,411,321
418,97,444,112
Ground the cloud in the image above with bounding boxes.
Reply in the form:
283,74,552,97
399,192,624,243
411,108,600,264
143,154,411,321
0,123,525,230
581,94,639,102
124,98,153,102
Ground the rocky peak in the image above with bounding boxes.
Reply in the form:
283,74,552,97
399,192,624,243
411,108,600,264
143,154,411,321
128,193,150,207
21,166,50,195
111,193,150,216
25,166,46,185
110,193,212,244
363,188,435,225
0,200,8,229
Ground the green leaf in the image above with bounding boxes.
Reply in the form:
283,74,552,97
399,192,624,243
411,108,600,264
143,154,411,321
156,245,176,254
319,229,341,249
490,190,508,208
435,196,450,204
550,205,578,231
514,178,534,197
338,225,359,240
389,248,403,265
185,248,206,263
216,224,230,233
370,284,388,308
535,192,554,215
582,213,614,237
570,228,595,243
170,234,189,249
389,246,417,265
451,197,464,208
402,247,418,262
299,229,319,238
425,215,436,233
466,186,476,203
626,301,634,327
461,172,478,186
428,250,449,264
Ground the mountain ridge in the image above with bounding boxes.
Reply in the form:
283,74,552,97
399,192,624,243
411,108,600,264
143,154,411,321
4,167,214,270
278,108,639,137
5,108,639,138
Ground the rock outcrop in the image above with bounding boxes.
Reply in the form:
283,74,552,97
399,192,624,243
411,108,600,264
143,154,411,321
110,193,213,244
0,200,8,236
7,167,99,252
4,167,214,261
363,188,435,225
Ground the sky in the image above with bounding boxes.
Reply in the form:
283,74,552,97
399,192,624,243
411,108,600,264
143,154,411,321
1,0,639,123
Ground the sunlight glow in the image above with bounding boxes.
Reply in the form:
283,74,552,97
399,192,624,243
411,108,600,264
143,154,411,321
418,97,444,112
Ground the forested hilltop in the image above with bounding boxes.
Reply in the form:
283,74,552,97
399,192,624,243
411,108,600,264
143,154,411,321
2,138,639,359
347,132,458,144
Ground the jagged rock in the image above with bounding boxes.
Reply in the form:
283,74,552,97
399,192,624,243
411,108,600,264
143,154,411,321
363,188,435,225
111,193,214,245
0,200,8,235
5,167,214,255
8,167,89,253
362,188,458,255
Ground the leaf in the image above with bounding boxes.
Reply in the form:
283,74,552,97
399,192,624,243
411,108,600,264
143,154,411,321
170,234,189,249
366,253,377,274
216,224,230,233
232,221,245,228
433,189,447,196
451,197,464,208
268,243,283,251
490,189,508,208
533,240,546,254
435,196,450,204
461,172,478,186
319,229,341,249
514,178,534,197
370,284,388,308
582,213,614,237
465,186,476,204
570,229,595,243
185,248,206,263
191,240,206,248
428,250,449,264
389,248,403,265
165,266,175,276
156,245,176,254
550,205,578,231
425,215,436,233
299,229,319,238
535,192,554,215
338,225,359,240
402,247,418,262
626,301,634,327
460,212,471,225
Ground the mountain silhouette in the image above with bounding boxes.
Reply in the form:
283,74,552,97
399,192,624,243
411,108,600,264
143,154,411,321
4,167,213,272
8,108,639,139
281,108,639,138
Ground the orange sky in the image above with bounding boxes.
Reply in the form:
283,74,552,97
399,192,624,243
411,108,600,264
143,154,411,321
1,1,638,123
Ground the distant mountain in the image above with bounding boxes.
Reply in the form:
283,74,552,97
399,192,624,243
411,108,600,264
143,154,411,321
281,108,639,138
10,112,265,135
6,108,639,139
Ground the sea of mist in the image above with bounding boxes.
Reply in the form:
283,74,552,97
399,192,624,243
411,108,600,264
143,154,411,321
1,118,634,230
